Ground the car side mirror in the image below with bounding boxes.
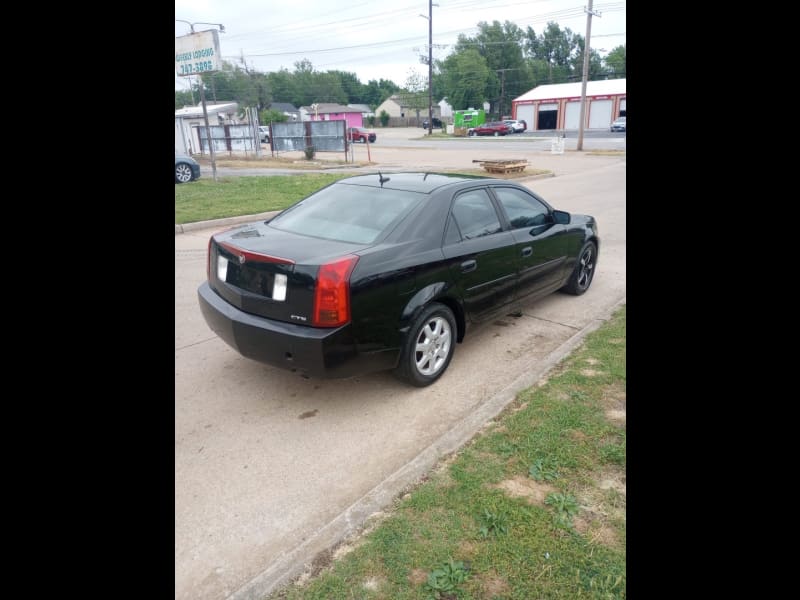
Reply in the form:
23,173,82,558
553,210,571,225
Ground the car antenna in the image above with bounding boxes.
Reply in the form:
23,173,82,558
378,172,390,186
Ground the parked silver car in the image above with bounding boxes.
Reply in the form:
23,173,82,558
503,119,525,133
259,126,270,143
175,153,201,184
610,116,626,132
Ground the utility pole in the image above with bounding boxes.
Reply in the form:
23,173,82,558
496,68,512,118
197,73,217,182
577,1,601,151
427,0,433,136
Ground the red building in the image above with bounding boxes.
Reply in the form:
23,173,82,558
512,79,626,131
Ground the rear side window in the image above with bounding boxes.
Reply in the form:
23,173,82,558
268,183,424,244
450,189,502,240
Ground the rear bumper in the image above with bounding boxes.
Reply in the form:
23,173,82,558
197,282,398,378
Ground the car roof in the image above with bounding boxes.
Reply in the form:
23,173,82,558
335,172,499,194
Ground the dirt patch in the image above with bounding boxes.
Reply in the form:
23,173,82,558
479,570,511,597
408,568,428,585
492,476,555,505
568,430,588,441
580,368,603,377
362,576,385,591
573,515,620,548
458,540,479,557
600,382,626,424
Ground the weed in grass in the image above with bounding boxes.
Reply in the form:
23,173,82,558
545,492,580,529
529,457,560,482
576,568,626,599
423,558,470,599
600,441,626,466
478,507,509,538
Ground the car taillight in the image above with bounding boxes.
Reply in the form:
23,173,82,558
313,255,359,327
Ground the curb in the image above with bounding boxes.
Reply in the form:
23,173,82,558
176,211,281,235
228,295,627,600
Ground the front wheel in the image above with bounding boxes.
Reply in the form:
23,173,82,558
175,163,193,183
562,241,597,295
394,302,456,387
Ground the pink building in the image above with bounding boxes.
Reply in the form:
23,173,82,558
303,103,364,128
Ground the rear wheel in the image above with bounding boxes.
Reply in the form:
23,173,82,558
562,241,597,295
394,302,456,387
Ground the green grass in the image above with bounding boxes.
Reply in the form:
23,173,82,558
269,306,627,600
174,173,351,224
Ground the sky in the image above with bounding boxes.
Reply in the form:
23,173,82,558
174,0,625,92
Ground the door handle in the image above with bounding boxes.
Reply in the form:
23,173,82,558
521,246,532,257
461,259,477,273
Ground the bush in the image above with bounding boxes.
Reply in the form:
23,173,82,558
304,146,316,160
379,110,390,127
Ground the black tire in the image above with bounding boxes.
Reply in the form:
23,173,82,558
562,241,597,295
175,163,193,184
394,302,456,387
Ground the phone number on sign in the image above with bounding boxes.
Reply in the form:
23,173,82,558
179,62,214,75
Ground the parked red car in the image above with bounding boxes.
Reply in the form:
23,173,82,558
468,122,510,137
347,127,376,143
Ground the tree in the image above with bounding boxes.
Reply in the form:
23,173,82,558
363,79,400,108
288,60,347,106
571,34,606,81
455,21,531,116
379,110,390,127
259,108,288,125
327,70,366,104
267,68,297,104
175,89,195,110
604,45,626,78
437,48,492,111
200,61,270,113
398,70,429,122
524,22,579,84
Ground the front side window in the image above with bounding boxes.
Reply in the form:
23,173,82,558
450,189,502,240
493,187,549,230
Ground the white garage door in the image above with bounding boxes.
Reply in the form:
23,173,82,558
515,104,534,127
589,99,613,129
565,101,582,129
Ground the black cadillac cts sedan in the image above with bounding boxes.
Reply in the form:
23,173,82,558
198,173,599,387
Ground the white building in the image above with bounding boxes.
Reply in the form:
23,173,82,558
175,102,239,154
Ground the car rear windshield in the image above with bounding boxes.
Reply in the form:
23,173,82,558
268,183,425,244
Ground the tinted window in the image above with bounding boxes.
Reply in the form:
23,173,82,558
451,189,502,240
269,184,424,244
493,187,549,229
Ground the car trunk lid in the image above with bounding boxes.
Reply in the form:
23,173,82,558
208,222,365,326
